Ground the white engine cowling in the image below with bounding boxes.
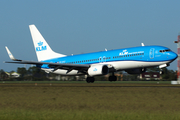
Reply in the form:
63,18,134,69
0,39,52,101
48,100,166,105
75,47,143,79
88,65,109,76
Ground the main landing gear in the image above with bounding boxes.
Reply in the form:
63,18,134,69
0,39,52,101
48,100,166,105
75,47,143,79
109,72,117,81
86,73,117,83
86,77,95,83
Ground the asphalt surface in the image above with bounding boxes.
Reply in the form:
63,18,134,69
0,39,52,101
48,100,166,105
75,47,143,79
0,83,180,88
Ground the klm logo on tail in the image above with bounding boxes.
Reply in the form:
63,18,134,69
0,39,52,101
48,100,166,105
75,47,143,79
36,41,47,52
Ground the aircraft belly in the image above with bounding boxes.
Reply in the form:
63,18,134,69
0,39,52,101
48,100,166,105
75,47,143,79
104,61,169,70
41,60,170,75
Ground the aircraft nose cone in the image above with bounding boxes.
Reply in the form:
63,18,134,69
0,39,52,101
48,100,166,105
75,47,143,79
170,52,178,61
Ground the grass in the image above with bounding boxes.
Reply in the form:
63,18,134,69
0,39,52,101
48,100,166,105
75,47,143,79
0,83,180,119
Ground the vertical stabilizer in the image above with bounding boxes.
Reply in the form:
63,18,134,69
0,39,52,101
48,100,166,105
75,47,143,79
29,25,66,61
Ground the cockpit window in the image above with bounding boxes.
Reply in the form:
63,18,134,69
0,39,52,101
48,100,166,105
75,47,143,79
159,49,171,53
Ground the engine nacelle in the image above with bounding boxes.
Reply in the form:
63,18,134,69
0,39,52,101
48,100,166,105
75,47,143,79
88,65,109,76
125,68,146,74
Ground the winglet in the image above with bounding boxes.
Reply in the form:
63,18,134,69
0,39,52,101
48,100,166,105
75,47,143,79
5,46,21,61
141,43,145,46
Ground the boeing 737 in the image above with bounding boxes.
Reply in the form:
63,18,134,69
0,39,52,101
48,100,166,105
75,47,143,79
5,25,177,83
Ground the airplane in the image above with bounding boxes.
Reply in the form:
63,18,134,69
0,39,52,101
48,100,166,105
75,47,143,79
5,24,178,83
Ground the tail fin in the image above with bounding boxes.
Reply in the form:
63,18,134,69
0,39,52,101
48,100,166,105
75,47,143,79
29,25,66,61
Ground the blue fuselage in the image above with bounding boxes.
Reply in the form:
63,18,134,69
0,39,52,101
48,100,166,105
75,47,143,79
41,45,177,66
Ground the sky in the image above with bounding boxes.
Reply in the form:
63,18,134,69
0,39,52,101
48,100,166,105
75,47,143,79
0,0,180,72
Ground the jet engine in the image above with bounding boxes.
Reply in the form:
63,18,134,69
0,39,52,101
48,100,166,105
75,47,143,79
125,68,146,74
88,65,109,76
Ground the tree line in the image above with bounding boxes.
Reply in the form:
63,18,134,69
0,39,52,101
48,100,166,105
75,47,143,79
0,66,177,81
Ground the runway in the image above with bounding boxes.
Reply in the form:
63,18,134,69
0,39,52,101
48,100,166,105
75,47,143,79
1,83,180,88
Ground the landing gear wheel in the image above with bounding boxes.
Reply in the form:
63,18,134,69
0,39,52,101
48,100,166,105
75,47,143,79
159,69,164,75
86,77,95,83
109,76,117,81
160,70,164,75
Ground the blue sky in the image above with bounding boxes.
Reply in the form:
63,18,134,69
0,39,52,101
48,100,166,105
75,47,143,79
1,0,180,72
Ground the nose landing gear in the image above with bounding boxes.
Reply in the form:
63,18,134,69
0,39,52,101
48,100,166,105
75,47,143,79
160,69,164,75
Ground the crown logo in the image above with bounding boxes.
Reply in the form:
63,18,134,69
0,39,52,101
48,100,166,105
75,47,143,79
38,41,43,46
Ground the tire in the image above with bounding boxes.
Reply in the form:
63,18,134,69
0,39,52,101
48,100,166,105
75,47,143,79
86,77,95,83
